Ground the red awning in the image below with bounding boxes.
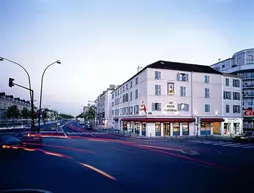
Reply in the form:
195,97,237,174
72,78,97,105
200,118,224,122
121,117,195,122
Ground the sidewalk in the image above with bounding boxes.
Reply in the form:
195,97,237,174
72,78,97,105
94,128,235,142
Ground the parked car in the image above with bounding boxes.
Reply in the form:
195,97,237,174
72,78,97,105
232,132,254,143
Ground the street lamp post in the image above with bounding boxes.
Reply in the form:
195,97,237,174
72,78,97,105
0,57,35,132
38,60,61,132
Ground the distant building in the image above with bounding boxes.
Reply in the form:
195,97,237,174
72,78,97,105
110,60,243,137
95,85,116,127
0,92,31,120
211,48,254,132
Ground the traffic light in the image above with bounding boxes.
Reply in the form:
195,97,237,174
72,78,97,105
9,78,14,87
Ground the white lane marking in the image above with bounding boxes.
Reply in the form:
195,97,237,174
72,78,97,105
220,143,242,147
231,144,251,148
66,132,72,135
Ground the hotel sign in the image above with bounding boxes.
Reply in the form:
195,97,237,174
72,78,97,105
164,101,178,112
243,110,254,117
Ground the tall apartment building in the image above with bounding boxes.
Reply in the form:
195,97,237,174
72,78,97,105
95,85,116,127
211,48,254,132
110,60,242,137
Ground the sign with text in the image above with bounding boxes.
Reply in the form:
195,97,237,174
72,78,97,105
164,101,178,112
243,110,254,117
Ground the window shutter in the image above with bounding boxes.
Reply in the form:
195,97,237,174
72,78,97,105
177,73,180,81
152,103,155,111
177,104,181,111
186,104,189,111
158,103,161,111
186,74,189,81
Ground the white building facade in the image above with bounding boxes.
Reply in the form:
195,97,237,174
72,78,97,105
211,48,254,132
111,60,243,137
95,85,116,127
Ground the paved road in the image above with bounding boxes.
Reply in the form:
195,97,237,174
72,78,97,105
1,121,254,193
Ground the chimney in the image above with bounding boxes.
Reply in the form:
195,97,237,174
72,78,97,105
218,58,221,62
137,66,143,73
109,84,116,90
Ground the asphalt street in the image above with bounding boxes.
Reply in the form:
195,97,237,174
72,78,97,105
1,120,254,193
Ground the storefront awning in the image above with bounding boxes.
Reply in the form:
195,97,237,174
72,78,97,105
121,118,195,122
200,118,224,122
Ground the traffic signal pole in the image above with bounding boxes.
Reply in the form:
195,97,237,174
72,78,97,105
9,78,35,133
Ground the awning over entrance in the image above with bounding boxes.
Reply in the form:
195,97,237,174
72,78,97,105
200,118,224,122
121,117,195,122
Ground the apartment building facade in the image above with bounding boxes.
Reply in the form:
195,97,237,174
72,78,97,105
211,48,254,132
95,85,116,127
0,92,31,120
111,61,243,137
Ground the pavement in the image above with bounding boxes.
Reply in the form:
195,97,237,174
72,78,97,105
1,120,254,193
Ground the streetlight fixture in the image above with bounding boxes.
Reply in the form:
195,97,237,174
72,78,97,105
0,57,35,132
38,60,61,132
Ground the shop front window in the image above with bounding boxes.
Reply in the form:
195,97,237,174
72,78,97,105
200,122,211,135
142,122,146,136
182,122,189,135
123,121,127,131
163,122,171,136
224,123,230,134
173,122,180,136
155,122,161,136
213,122,221,135
233,123,240,134
135,121,140,135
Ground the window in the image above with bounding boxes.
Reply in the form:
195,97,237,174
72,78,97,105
126,84,128,90
129,106,133,115
233,92,240,100
112,102,114,107
125,93,128,102
226,105,230,113
205,75,209,83
152,103,161,111
233,79,240,87
247,55,253,62
177,103,189,111
222,64,225,68
134,105,139,115
115,92,117,97
155,71,161,80
155,85,161,95
115,109,119,116
130,92,132,101
135,77,138,85
233,105,240,113
120,88,122,94
205,104,210,112
225,78,229,86
130,81,132,88
248,101,253,105
135,89,138,99
112,110,114,116
112,93,114,99
180,86,186,97
177,73,188,81
167,82,174,96
223,91,231,100
205,88,210,98
123,86,125,92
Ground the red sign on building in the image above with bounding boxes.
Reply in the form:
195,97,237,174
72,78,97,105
243,110,254,117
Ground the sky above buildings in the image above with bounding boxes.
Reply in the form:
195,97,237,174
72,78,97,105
0,0,253,115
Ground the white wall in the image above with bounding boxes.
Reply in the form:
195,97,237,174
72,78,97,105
192,72,222,117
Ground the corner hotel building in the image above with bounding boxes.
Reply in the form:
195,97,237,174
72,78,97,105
110,60,243,137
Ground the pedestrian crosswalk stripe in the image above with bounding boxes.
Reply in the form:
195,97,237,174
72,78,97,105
221,143,242,147
243,146,254,148
188,140,254,149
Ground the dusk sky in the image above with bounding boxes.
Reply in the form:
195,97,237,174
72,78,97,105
0,0,253,116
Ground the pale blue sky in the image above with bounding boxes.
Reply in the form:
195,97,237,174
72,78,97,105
0,0,253,115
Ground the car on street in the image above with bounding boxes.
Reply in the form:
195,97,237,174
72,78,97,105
232,131,254,143
0,134,23,153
